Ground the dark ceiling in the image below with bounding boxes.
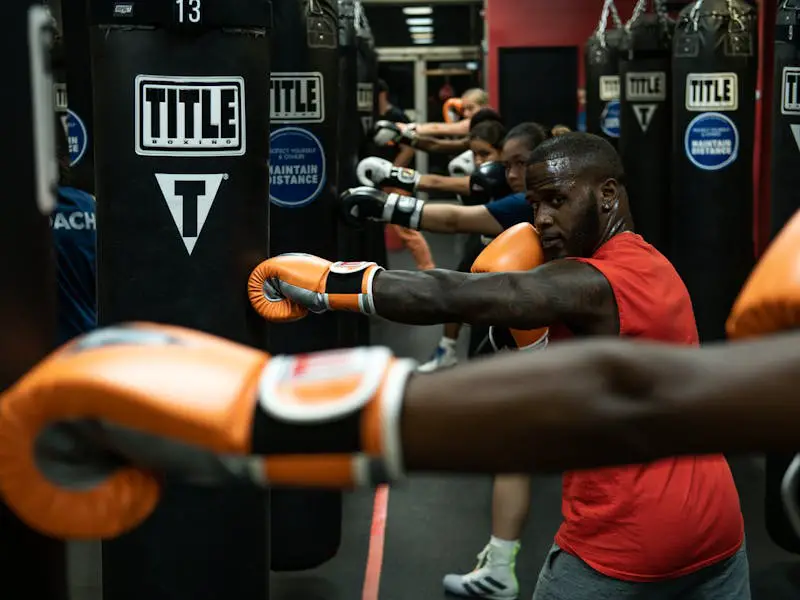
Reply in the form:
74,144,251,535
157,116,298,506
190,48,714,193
362,3,483,48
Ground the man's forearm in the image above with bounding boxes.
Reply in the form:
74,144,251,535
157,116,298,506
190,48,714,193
419,204,502,236
401,332,800,474
371,270,559,328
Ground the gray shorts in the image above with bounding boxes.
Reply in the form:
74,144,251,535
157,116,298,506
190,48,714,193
532,542,750,600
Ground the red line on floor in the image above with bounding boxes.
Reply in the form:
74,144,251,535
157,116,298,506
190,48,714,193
362,484,390,600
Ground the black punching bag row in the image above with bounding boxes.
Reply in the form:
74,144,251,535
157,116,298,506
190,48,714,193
585,0,625,145
89,2,272,599
619,2,674,256
50,0,95,194
765,0,800,556
2,3,66,599
268,0,343,571
671,0,758,343
355,3,388,273
771,1,800,238
337,0,382,346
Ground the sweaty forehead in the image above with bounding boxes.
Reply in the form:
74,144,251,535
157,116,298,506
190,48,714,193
525,158,578,189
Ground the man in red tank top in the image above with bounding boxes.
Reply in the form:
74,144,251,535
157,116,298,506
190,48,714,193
349,132,749,599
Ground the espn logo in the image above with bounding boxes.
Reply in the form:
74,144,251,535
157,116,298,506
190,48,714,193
271,72,325,124
135,75,246,157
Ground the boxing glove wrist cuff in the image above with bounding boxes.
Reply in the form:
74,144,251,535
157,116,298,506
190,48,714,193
325,262,384,315
383,193,424,230
254,346,418,486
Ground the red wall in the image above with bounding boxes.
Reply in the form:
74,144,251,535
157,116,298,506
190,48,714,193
485,0,639,105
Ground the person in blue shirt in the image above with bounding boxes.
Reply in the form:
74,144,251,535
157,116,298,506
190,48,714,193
52,115,97,345
411,122,552,371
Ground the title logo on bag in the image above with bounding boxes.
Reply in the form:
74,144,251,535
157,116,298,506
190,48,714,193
135,75,245,157
625,72,666,102
357,83,374,113
270,72,325,124
685,73,738,112
155,173,227,254
599,75,620,101
781,67,800,115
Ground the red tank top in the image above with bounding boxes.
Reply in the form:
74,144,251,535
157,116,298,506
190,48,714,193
551,232,744,582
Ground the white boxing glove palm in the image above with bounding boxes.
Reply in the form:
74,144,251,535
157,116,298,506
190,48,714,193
357,156,394,187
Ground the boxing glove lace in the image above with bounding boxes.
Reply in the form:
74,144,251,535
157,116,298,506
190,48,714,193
340,186,425,230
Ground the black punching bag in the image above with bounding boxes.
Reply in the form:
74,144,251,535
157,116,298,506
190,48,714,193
619,2,674,255
1,4,66,599
336,0,368,349
52,0,95,193
89,2,272,599
268,0,343,571
771,1,800,237
585,0,625,145
671,0,757,343
764,1,800,555
355,4,387,272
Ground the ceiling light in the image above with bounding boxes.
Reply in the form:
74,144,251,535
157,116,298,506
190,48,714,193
411,32,433,40
413,38,433,44
403,6,433,16
406,17,433,26
409,25,433,33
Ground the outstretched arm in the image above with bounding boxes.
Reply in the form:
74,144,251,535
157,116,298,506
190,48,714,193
401,331,800,473
408,120,471,137
416,174,471,196
412,136,471,155
372,259,614,332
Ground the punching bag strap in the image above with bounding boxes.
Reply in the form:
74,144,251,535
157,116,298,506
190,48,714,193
594,0,624,48
625,0,673,32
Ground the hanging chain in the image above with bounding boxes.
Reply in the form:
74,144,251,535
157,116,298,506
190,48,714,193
689,0,705,31
625,0,648,31
609,1,624,29
726,0,747,32
595,0,624,47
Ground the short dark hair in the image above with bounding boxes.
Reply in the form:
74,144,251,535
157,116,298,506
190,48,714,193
527,132,626,184
377,79,389,94
502,122,549,152
469,108,503,129
469,120,507,150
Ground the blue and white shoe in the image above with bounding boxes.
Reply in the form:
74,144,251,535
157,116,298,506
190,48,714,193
417,338,458,373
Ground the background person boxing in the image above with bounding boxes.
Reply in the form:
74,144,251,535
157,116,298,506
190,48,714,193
343,122,551,371
252,132,749,600
358,120,510,201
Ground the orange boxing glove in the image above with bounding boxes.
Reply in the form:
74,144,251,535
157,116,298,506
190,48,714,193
443,97,463,123
727,210,800,339
0,323,416,539
248,253,384,322
471,223,549,350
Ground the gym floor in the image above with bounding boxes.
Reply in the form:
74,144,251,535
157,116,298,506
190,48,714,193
67,228,800,600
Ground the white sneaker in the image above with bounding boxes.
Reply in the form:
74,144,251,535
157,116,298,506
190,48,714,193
417,340,458,373
442,543,519,599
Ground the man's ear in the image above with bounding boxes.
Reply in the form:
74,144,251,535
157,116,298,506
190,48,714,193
600,178,618,212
